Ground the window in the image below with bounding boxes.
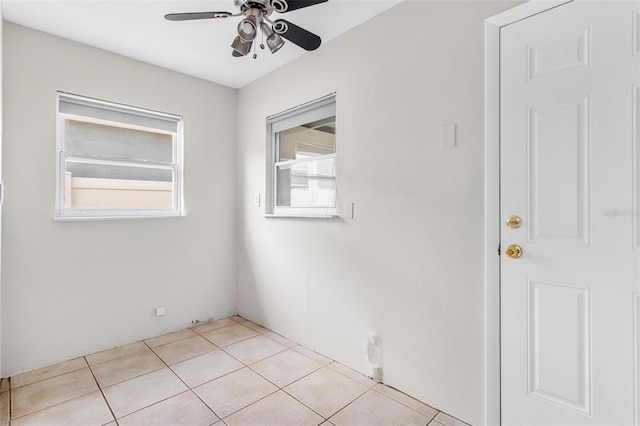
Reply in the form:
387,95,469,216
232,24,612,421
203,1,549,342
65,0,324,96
267,94,337,217
55,92,184,220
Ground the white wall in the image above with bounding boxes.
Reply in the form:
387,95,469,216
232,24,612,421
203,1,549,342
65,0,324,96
237,2,516,424
2,23,237,376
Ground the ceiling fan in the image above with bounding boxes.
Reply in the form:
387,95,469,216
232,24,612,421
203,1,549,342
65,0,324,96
165,0,328,59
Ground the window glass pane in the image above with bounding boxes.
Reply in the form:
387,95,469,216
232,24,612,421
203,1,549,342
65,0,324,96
278,117,336,162
63,158,174,210
66,161,172,182
276,156,336,208
64,119,173,163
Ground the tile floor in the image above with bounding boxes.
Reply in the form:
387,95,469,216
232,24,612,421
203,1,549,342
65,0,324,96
0,316,470,426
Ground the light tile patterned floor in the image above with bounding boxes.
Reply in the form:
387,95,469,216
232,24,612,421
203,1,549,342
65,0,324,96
0,316,471,426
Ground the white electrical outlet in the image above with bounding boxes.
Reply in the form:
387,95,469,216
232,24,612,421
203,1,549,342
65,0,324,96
254,193,261,207
155,306,166,316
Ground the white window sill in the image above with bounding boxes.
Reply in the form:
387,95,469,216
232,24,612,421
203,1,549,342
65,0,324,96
264,213,339,219
54,213,184,221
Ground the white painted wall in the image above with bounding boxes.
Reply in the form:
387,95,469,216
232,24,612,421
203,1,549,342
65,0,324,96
1,23,237,376
237,2,517,424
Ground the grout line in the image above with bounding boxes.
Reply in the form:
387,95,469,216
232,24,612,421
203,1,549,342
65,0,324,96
190,319,247,335
143,328,199,349
190,387,224,422
145,332,228,367
279,387,328,420
9,359,88,389
115,389,194,423
141,339,222,422
247,355,325,389
371,384,440,422
87,342,149,368
218,388,281,421
321,363,374,389
323,388,374,423
8,371,113,422
86,356,118,424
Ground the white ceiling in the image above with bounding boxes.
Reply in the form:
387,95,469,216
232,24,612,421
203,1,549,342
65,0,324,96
1,0,402,88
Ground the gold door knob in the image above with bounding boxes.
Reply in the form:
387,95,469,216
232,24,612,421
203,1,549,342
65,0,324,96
505,244,522,258
506,215,522,229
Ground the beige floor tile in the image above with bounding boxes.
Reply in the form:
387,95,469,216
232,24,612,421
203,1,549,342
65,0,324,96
330,390,430,426
118,391,219,426
230,315,245,323
250,349,322,387
327,362,376,388
11,391,113,426
144,328,197,348
0,391,8,423
191,318,238,335
200,324,259,347
240,322,297,347
284,367,368,418
262,331,297,347
241,321,270,334
434,412,470,426
170,349,244,388
193,367,278,418
91,349,165,388
0,378,8,394
11,368,98,419
152,335,217,365
102,368,187,418
373,384,438,420
225,390,323,426
11,358,87,388
86,341,148,366
291,345,333,365
223,335,287,364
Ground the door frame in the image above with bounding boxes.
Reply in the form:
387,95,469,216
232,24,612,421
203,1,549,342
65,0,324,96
483,2,572,425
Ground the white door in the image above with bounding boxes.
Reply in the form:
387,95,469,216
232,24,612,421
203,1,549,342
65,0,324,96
500,1,640,425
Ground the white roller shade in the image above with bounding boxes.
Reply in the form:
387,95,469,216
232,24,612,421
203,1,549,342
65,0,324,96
268,93,336,133
58,92,181,133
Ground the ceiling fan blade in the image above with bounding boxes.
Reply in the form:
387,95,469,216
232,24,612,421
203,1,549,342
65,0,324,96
274,19,321,51
276,0,328,13
165,11,232,21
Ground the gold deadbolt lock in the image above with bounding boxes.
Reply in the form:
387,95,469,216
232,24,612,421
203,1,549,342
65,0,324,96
505,244,523,259
506,215,522,229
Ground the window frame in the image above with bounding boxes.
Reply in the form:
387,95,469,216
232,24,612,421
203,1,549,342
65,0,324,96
55,92,184,220
266,93,338,218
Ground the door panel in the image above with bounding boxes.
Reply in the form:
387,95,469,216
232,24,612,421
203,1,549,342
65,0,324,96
527,280,591,415
526,27,591,80
527,96,590,245
500,1,640,425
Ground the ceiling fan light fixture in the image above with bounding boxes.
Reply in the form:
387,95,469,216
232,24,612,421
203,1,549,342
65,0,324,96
231,35,252,56
237,16,258,41
267,33,285,53
261,23,285,53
